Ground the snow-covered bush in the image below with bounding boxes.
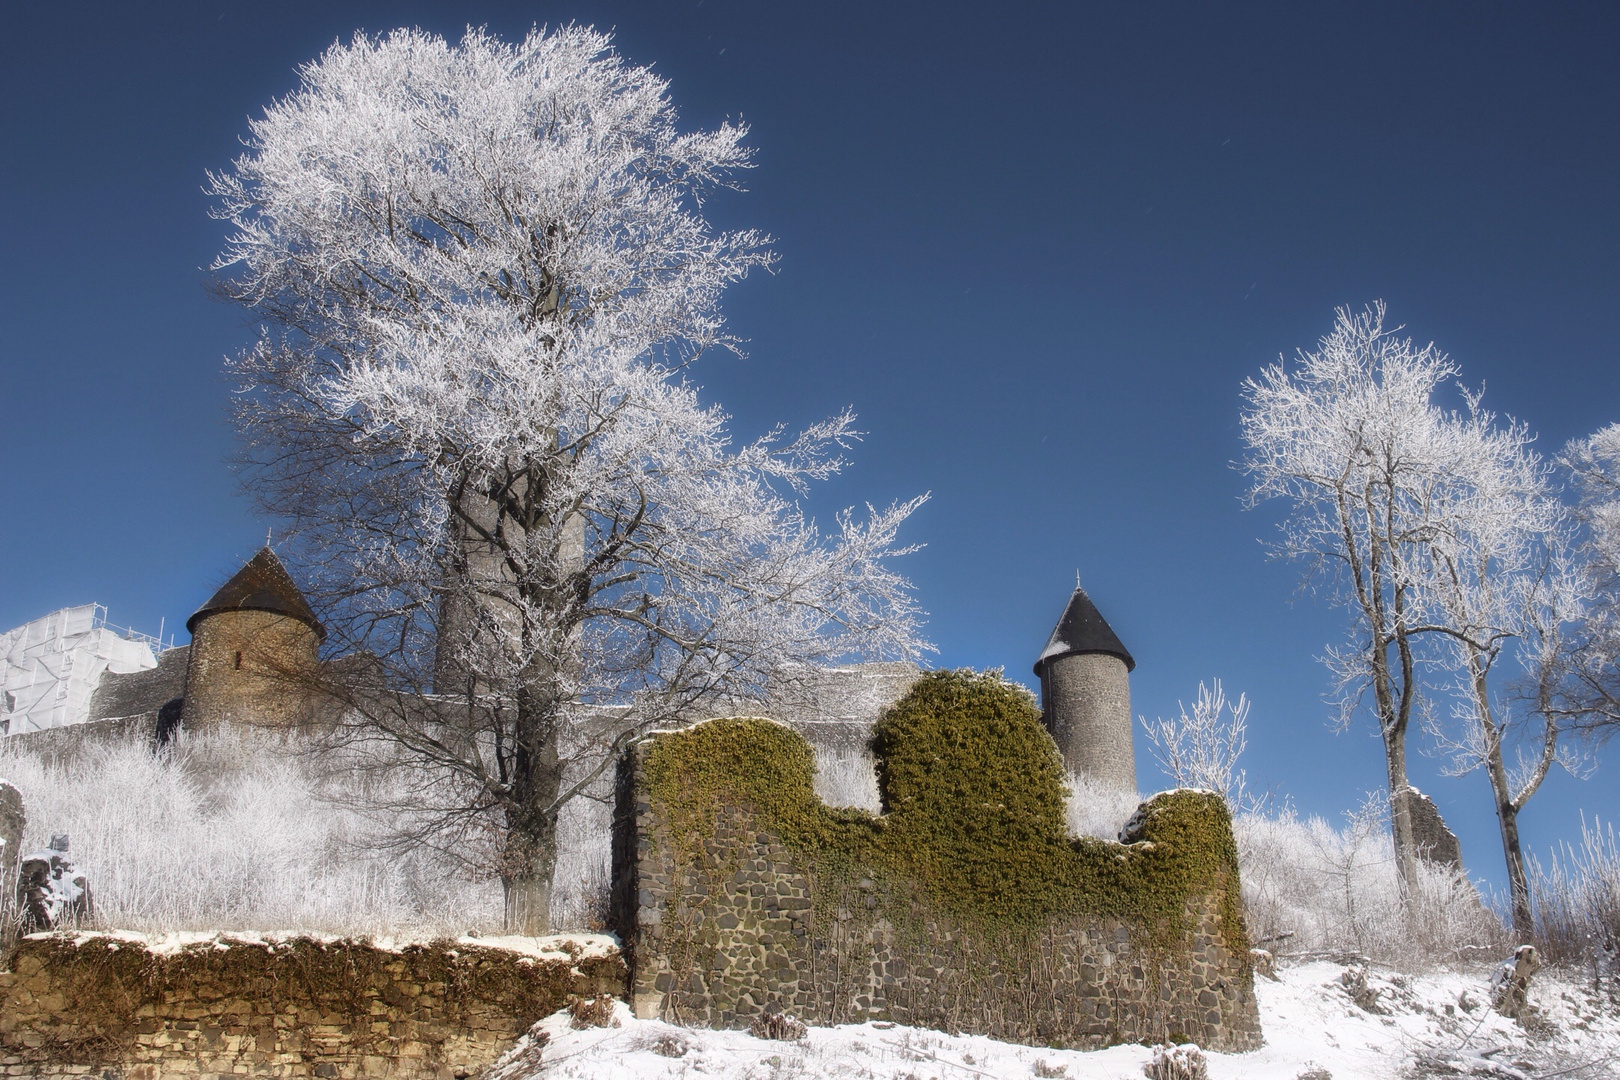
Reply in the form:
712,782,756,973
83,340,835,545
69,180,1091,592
1065,772,1143,841
1235,798,1504,967
0,728,503,934
16,838,92,932
1529,816,1620,970
1142,1043,1208,1080
568,994,620,1029
748,1009,808,1042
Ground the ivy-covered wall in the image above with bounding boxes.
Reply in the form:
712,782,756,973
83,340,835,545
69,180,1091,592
613,670,1262,1051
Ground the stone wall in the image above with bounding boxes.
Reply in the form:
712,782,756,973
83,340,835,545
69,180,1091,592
0,714,160,761
88,647,189,724
613,700,1263,1052
1399,788,1464,870
0,933,625,1080
620,788,1258,1049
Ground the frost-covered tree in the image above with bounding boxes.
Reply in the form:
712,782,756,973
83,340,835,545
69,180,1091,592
209,26,928,932
1420,425,1584,940
1141,679,1252,811
1562,424,1620,731
1240,303,1580,917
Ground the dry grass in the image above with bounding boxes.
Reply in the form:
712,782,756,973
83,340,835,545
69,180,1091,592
749,1009,809,1041
1530,816,1620,971
0,727,504,935
1234,799,1506,968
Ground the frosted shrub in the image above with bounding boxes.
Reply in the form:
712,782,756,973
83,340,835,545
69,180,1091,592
1529,816,1620,969
549,778,612,932
1235,800,1504,967
1142,1043,1208,1080
1141,679,1251,811
812,746,883,812
0,729,503,935
1066,773,1143,840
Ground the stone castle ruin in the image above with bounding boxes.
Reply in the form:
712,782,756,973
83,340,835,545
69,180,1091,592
0,550,326,745
1,550,1268,1062
613,678,1262,1050
5,553,1152,823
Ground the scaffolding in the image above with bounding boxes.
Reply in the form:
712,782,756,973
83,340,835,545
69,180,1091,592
0,604,164,736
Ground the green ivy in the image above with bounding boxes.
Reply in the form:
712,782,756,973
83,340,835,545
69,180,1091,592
640,669,1249,959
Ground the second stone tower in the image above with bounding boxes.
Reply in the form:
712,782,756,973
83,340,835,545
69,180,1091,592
1033,584,1137,795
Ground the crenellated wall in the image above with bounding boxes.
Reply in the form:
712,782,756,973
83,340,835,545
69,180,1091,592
612,673,1263,1052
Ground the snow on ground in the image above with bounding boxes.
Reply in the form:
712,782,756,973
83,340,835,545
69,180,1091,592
447,933,620,961
504,959,1620,1079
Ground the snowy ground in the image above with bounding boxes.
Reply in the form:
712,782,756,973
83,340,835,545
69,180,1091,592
500,958,1620,1080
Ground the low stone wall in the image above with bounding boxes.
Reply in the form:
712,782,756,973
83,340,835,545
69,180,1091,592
1,714,159,760
0,932,625,1079
613,681,1263,1052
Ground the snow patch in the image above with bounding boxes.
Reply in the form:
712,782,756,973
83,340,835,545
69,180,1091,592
500,959,1620,1079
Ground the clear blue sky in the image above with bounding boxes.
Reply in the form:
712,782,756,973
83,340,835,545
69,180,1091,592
4,2,1618,892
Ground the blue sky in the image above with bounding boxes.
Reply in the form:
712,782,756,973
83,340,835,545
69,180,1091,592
3,2,1618,891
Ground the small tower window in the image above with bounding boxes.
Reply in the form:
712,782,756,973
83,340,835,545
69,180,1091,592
234,651,243,670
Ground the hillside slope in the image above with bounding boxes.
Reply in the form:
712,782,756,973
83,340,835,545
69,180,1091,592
503,958,1619,1079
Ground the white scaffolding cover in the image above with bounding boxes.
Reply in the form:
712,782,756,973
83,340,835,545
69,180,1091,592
0,604,158,736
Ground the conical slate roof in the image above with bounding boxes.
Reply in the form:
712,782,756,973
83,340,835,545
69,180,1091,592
186,548,325,641
1033,585,1134,675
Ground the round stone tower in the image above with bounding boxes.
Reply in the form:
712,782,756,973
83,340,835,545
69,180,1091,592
1032,584,1137,794
181,548,325,731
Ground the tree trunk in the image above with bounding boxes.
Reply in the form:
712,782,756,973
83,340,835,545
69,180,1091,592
1471,651,1547,945
504,636,565,935
501,832,558,934
1383,732,1421,902
1484,739,1535,942
1369,623,1420,905
445,459,580,937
